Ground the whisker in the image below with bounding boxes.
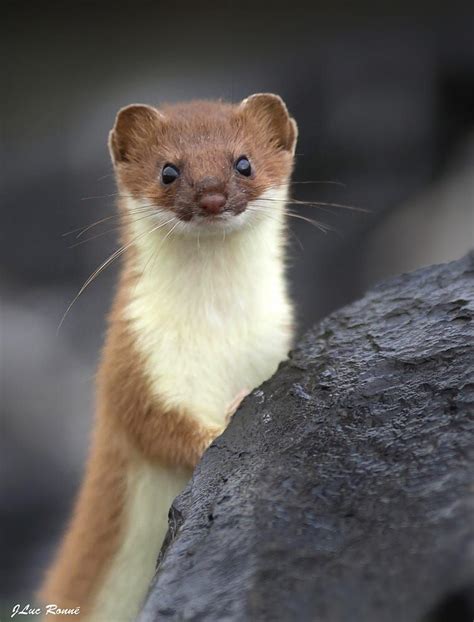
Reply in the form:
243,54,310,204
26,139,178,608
257,197,367,212
263,211,306,249
131,218,179,298
57,218,175,333
289,199,368,212
80,192,161,202
290,180,346,187
247,205,335,235
62,205,159,238
80,193,121,201
68,212,157,248
75,212,149,239
163,219,180,243
289,228,304,251
246,207,305,250
80,192,134,201
285,211,335,234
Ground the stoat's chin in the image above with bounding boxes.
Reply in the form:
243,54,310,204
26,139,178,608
177,211,253,237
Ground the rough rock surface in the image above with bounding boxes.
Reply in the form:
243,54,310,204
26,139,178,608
138,253,474,622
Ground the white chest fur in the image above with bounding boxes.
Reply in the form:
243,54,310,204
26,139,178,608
89,460,189,622
125,188,293,427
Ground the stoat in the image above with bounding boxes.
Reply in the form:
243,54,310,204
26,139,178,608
39,93,298,621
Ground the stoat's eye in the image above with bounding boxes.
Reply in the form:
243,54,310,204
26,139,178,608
235,156,252,177
161,163,180,185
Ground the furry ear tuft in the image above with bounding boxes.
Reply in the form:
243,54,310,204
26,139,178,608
109,104,164,164
240,93,298,154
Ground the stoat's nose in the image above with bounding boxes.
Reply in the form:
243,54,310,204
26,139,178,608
199,193,227,215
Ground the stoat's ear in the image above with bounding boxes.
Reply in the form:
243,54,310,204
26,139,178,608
109,104,164,164
239,93,298,154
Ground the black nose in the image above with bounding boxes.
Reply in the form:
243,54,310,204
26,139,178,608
199,193,227,215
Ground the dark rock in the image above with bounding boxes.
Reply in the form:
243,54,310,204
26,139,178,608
138,253,474,622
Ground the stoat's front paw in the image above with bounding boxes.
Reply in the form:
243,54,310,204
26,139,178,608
199,423,225,450
191,390,250,467
224,388,250,425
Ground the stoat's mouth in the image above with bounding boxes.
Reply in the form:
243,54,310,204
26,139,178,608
196,211,232,222
192,211,239,228
173,206,253,238
176,212,228,225
182,204,248,224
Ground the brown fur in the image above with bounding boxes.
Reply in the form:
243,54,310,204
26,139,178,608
110,96,296,219
40,94,297,620
38,415,129,619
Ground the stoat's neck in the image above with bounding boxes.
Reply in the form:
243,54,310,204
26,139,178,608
122,186,293,428
125,187,289,316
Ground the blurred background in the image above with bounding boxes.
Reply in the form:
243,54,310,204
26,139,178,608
2,1,473,613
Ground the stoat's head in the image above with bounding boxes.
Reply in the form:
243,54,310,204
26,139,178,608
109,94,297,235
